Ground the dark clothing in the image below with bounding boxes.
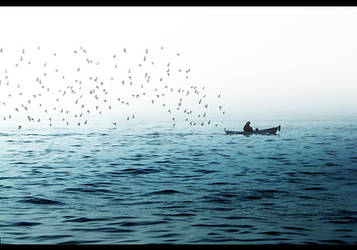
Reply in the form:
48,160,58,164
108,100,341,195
243,123,254,132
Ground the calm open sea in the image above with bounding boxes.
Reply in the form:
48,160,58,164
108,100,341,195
1,120,357,244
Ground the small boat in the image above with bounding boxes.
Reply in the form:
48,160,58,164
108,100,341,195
224,125,281,135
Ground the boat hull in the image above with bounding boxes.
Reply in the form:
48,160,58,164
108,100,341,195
224,125,281,135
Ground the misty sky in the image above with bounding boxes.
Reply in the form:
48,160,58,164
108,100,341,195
0,7,357,125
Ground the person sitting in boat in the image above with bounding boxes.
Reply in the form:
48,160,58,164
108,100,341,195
243,121,254,132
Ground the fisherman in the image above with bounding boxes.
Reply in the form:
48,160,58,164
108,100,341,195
243,121,254,132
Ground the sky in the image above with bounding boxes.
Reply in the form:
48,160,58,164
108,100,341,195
0,6,357,127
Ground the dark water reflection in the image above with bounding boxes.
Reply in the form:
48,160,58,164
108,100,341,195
1,120,357,244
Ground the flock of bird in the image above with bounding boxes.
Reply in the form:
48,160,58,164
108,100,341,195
0,45,227,129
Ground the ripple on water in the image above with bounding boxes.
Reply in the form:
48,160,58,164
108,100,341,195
299,171,327,175
58,240,102,244
208,182,230,186
319,239,347,244
120,220,168,227
64,187,112,194
10,221,42,227
63,217,111,223
19,197,64,205
325,162,342,167
194,169,218,174
11,161,37,165
32,235,72,242
108,167,161,176
302,187,326,191
282,226,311,231
152,212,195,217
144,189,186,196
328,216,357,224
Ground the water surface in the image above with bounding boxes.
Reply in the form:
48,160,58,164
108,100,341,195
1,120,357,244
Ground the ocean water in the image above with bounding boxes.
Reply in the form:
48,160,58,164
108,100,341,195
1,120,357,244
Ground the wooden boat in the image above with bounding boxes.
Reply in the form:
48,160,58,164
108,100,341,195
224,125,281,135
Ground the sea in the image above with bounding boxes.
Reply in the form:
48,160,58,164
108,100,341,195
1,120,357,244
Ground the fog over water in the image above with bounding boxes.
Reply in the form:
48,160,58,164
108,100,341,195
0,7,356,126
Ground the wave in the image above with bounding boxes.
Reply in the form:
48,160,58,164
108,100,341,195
19,197,64,205
145,189,185,196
